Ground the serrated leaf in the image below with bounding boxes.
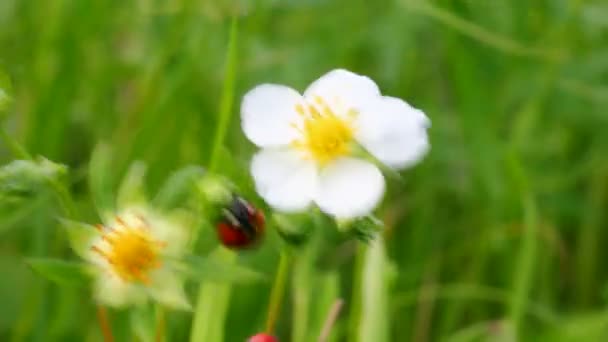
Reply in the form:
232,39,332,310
117,161,147,209
26,258,93,287
89,143,115,218
153,165,205,210
60,219,98,259
172,254,266,284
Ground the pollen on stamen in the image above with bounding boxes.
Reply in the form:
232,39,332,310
115,216,126,226
295,103,306,116
91,245,106,256
91,217,166,284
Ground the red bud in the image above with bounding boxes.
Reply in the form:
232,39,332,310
248,333,278,342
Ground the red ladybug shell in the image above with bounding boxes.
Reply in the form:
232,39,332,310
216,196,265,249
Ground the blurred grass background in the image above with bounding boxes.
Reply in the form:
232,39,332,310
1,0,608,341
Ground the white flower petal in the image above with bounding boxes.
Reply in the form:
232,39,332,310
147,211,190,256
251,148,318,212
356,96,430,169
94,275,146,308
241,84,304,147
303,69,381,113
315,158,384,219
148,268,191,310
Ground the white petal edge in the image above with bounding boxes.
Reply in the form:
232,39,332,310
315,158,385,219
94,275,146,308
147,210,190,256
303,69,381,114
251,148,318,212
241,84,304,147
355,96,430,169
147,268,191,311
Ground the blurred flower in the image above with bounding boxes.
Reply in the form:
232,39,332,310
83,206,191,309
241,69,429,219
248,333,279,342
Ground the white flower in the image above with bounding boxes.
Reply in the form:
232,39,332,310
85,206,191,310
241,69,430,219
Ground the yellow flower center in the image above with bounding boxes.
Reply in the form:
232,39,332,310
92,216,164,284
292,96,356,164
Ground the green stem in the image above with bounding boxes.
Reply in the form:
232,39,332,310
190,17,239,342
190,248,236,342
208,18,239,172
155,305,165,342
507,152,538,336
265,251,291,334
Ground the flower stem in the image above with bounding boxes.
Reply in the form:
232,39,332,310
265,251,291,334
155,306,165,342
96,306,113,342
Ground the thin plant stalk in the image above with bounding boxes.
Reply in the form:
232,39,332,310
96,306,113,342
318,299,344,342
265,251,291,334
190,18,239,342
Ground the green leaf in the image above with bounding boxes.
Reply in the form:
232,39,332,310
89,143,115,218
172,254,266,284
60,219,98,259
117,161,148,209
26,258,92,287
153,165,205,210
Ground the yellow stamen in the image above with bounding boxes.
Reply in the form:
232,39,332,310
292,96,356,165
92,217,164,284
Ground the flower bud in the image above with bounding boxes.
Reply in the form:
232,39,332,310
337,215,383,242
248,333,278,342
198,174,232,205
273,213,313,246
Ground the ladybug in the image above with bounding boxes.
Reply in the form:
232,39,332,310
216,194,265,248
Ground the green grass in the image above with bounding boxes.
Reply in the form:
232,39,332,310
1,0,608,341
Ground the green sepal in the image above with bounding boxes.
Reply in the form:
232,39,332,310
273,213,315,246
60,218,98,259
89,143,116,218
338,215,384,243
117,161,148,209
